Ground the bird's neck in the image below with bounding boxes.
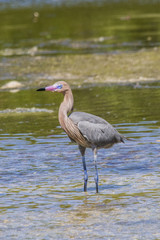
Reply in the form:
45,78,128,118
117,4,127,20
58,89,74,130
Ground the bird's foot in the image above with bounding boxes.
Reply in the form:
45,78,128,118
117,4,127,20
84,183,87,192
83,170,88,192
94,176,99,193
96,183,99,193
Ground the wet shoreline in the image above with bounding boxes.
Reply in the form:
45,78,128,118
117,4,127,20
1,47,160,90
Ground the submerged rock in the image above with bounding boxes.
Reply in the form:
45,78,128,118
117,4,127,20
1,81,23,90
0,107,53,114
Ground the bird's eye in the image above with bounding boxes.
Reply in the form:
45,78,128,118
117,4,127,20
57,84,62,89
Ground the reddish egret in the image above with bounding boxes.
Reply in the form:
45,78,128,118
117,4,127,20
37,81,126,193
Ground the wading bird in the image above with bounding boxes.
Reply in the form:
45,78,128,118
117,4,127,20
37,81,126,193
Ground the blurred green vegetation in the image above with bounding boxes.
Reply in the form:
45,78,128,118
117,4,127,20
0,0,160,53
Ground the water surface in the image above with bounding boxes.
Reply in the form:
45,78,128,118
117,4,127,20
1,0,160,56
0,84,160,239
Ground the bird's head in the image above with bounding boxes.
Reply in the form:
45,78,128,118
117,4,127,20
37,81,70,94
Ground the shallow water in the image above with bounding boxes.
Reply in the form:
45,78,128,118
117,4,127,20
0,84,160,239
1,0,160,56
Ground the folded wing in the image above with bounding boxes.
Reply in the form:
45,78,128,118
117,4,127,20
69,112,124,148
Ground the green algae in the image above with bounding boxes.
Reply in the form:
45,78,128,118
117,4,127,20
1,47,160,90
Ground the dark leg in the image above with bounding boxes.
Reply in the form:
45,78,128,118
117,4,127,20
79,145,88,192
93,148,99,193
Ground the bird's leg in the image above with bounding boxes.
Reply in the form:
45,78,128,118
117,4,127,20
82,155,88,192
93,148,99,193
79,145,88,192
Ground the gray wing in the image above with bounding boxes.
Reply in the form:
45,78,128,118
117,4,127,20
69,111,108,125
69,112,124,148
